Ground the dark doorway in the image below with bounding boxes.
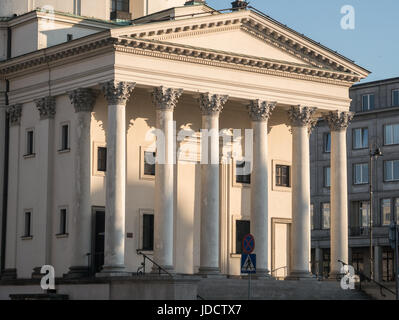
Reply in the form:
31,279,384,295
91,208,105,275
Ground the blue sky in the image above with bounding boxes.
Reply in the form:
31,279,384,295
205,0,399,83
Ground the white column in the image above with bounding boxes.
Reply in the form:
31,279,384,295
198,93,228,274
247,100,276,276
152,86,183,272
98,81,135,276
287,106,316,279
3,104,22,280
34,97,56,276
67,88,98,277
325,111,353,278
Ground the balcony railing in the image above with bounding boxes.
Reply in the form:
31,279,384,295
349,226,370,237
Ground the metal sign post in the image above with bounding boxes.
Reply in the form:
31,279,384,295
396,224,399,301
241,234,256,300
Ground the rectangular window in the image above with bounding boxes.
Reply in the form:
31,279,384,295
97,147,107,172
67,34,73,42
324,167,331,187
322,203,330,230
381,199,392,226
353,128,368,149
235,220,250,254
236,161,251,184
354,163,369,184
60,124,69,151
310,204,314,230
395,198,399,223
393,90,399,107
26,130,34,155
360,201,370,228
276,165,290,187
24,211,31,237
142,214,154,251
384,124,399,145
144,151,156,176
384,160,399,182
111,0,129,11
362,94,375,111
59,208,67,235
324,133,331,153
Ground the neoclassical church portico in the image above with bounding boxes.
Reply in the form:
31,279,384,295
0,0,369,282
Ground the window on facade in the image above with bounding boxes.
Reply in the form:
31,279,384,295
236,220,250,254
362,94,375,111
310,204,314,230
142,214,154,251
354,163,369,185
322,203,330,230
24,211,32,237
393,90,399,107
67,34,73,42
353,128,368,149
97,147,107,172
324,167,331,187
59,208,67,235
324,133,331,153
111,0,129,11
395,198,399,223
26,130,34,155
60,124,69,151
384,160,399,182
381,199,392,226
236,161,251,184
144,151,156,176
360,201,370,228
276,165,290,187
384,124,399,145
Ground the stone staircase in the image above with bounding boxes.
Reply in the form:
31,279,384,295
198,277,372,300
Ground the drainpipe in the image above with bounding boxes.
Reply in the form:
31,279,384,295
1,25,12,274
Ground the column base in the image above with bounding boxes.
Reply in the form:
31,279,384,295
285,271,315,281
197,266,221,276
328,271,342,281
64,266,90,279
253,269,274,280
96,265,131,278
1,268,17,280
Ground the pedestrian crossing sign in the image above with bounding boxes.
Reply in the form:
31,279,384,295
241,254,256,274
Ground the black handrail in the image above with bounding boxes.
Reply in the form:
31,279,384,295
338,259,396,297
136,250,173,278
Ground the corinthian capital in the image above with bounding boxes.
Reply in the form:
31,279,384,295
288,105,318,134
101,81,136,105
35,96,56,120
247,99,276,121
152,86,183,111
6,104,23,126
324,110,354,131
68,88,99,113
199,93,229,116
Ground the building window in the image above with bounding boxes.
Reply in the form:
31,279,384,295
381,199,392,226
310,204,314,230
353,128,368,149
97,147,107,172
395,198,399,223
384,124,399,145
322,203,330,230
235,220,250,254
24,211,32,237
60,123,70,151
354,163,369,185
383,250,395,282
235,161,251,185
59,208,68,235
144,151,156,176
275,165,290,187
142,214,154,251
393,90,399,107
384,160,399,182
360,201,370,228
67,34,73,42
26,129,34,156
324,167,331,187
111,0,129,11
362,94,375,111
324,133,331,153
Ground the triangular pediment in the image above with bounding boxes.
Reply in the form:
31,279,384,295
148,28,311,66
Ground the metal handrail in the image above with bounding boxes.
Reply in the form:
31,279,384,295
271,266,287,276
136,250,173,277
338,260,396,297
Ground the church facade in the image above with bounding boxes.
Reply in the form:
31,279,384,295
0,0,369,281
